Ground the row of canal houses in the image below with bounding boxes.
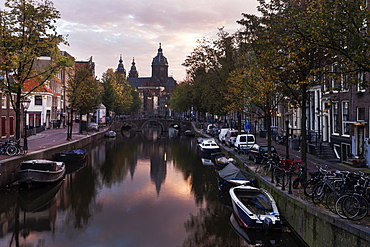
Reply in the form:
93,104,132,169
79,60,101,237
270,70,370,167
0,51,95,138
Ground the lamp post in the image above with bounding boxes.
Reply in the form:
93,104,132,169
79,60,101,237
21,98,31,153
66,107,71,140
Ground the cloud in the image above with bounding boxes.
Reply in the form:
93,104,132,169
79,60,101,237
1,0,259,81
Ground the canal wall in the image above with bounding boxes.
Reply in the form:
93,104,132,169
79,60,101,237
193,123,370,246
0,131,106,188
249,170,370,247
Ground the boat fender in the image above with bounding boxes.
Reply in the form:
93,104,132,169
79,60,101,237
263,217,273,233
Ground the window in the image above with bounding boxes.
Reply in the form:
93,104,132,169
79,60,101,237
2,94,6,109
35,96,42,105
342,101,349,135
333,103,339,134
357,71,366,91
357,107,365,121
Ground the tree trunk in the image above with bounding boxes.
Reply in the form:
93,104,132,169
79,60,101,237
301,84,308,182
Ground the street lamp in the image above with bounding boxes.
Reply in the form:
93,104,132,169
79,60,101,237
21,98,31,153
66,107,71,140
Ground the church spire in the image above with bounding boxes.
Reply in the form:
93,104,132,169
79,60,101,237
128,57,139,78
116,54,126,76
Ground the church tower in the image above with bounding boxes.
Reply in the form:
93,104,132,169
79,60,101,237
116,55,126,76
151,43,168,84
128,57,139,78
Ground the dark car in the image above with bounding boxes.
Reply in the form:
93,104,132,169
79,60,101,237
248,144,277,163
88,123,99,132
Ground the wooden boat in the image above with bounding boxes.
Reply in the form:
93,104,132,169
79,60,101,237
52,149,87,164
19,159,66,188
198,138,221,159
218,163,256,189
104,130,117,137
213,153,236,170
229,185,281,232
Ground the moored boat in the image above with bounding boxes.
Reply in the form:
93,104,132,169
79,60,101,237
218,163,256,189
52,149,87,164
104,130,117,137
198,138,221,159
19,159,66,188
184,130,195,137
229,185,281,232
213,153,236,170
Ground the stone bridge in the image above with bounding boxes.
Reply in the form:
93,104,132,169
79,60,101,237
111,118,192,134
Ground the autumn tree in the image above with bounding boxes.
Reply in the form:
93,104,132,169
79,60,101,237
0,0,70,140
169,80,194,114
101,68,133,117
236,0,332,180
67,61,102,118
182,29,236,122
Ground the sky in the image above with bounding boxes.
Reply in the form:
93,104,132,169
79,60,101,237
1,0,259,81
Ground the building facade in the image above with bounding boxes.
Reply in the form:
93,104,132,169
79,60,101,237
117,43,177,117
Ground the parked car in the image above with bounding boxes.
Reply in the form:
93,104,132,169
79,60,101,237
218,128,231,143
234,134,256,153
225,129,245,147
88,123,99,132
206,124,216,134
248,144,277,163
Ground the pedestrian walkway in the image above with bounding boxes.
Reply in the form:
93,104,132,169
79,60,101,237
0,125,107,162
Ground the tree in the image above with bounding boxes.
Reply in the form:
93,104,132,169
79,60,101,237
101,68,133,117
0,0,70,140
67,61,102,117
169,81,193,113
182,29,237,120
236,0,332,180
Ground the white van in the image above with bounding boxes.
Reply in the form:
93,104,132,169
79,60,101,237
234,134,256,153
218,128,230,143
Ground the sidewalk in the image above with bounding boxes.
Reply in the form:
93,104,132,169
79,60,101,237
0,125,103,162
254,137,368,173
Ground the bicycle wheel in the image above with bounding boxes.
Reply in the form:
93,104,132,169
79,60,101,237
342,195,368,221
335,195,349,219
6,145,18,156
303,179,318,198
263,161,272,174
326,191,342,213
312,184,331,204
274,168,288,187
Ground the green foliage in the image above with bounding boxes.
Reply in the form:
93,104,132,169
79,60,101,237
101,68,134,115
0,0,69,139
68,63,102,115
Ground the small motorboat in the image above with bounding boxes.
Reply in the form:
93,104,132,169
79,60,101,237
229,185,281,232
19,159,66,188
198,138,221,159
184,130,195,137
229,214,281,245
52,149,87,164
218,163,256,189
104,130,117,137
213,153,236,170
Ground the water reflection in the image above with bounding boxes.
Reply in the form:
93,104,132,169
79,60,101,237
0,130,306,247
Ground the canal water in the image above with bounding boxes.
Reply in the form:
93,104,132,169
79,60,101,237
0,129,306,247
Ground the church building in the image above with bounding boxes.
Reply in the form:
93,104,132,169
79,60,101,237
116,43,177,117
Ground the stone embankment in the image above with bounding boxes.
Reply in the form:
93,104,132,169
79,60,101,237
194,124,370,247
0,127,106,187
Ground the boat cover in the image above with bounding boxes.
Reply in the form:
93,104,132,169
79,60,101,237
218,163,254,181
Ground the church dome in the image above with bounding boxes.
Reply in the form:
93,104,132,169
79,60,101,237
152,43,168,65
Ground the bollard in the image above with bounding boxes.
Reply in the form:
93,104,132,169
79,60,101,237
288,171,292,194
281,169,286,191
